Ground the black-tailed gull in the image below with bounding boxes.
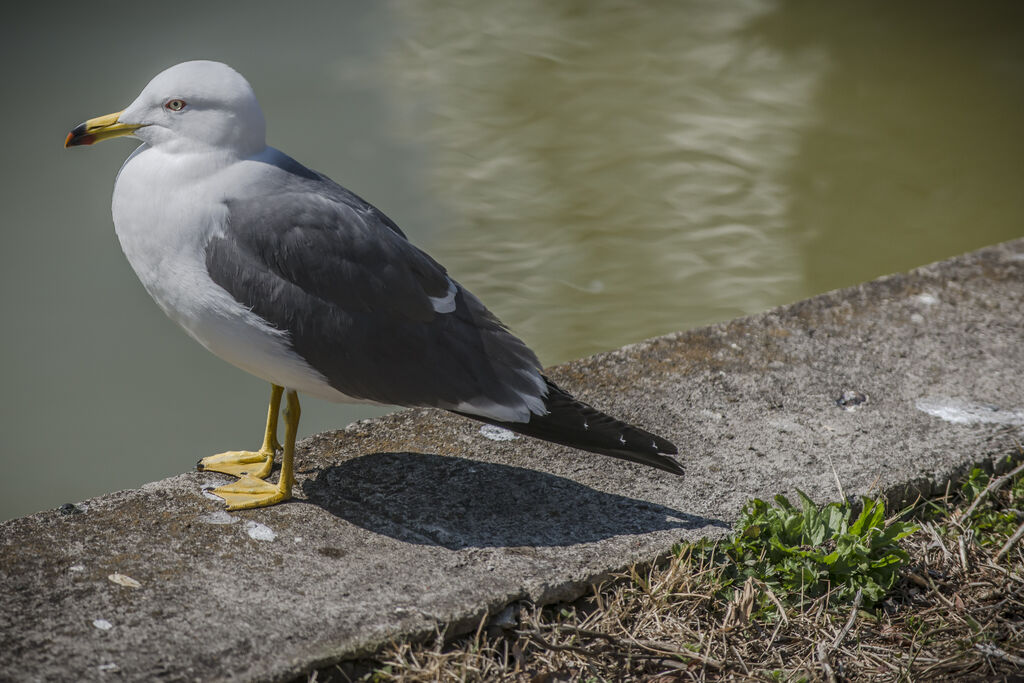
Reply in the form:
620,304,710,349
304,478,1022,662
65,60,681,510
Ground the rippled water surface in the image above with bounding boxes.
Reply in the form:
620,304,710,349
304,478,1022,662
1,1,1021,519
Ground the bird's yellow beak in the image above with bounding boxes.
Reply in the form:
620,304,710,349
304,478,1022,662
64,111,141,148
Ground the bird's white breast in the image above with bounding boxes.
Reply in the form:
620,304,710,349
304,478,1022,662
111,144,355,402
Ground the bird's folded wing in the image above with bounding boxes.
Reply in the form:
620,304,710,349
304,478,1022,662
205,173,546,419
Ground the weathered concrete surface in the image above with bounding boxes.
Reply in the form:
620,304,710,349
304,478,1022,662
2,239,1023,682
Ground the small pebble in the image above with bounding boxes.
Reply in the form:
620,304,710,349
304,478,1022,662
836,390,868,410
108,573,142,589
198,510,238,525
245,520,276,542
479,425,517,442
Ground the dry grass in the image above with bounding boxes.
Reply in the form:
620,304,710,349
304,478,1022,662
311,463,1024,682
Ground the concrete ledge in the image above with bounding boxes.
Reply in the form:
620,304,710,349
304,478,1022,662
2,239,1022,681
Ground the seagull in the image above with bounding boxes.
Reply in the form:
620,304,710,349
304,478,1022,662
65,60,682,510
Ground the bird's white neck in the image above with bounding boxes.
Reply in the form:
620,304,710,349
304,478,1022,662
111,143,239,324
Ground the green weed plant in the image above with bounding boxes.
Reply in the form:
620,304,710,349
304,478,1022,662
958,467,1024,545
703,490,917,609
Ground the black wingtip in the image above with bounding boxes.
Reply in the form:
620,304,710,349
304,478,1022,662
460,376,684,476
598,442,684,476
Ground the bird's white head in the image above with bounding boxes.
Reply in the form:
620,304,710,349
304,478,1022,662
66,61,267,157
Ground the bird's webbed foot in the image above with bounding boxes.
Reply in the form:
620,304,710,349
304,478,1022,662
197,384,284,479
197,447,276,479
209,475,291,510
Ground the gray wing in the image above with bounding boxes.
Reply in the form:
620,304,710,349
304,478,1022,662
205,162,546,421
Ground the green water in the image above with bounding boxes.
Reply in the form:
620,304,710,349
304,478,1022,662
1,1,1021,520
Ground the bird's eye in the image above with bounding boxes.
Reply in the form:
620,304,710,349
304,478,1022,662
164,99,187,112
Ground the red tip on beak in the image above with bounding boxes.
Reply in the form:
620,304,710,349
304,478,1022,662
65,123,95,148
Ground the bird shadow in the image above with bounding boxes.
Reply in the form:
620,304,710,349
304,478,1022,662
300,452,726,550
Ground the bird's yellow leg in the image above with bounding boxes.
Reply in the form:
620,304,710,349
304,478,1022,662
197,384,283,479
211,390,299,510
